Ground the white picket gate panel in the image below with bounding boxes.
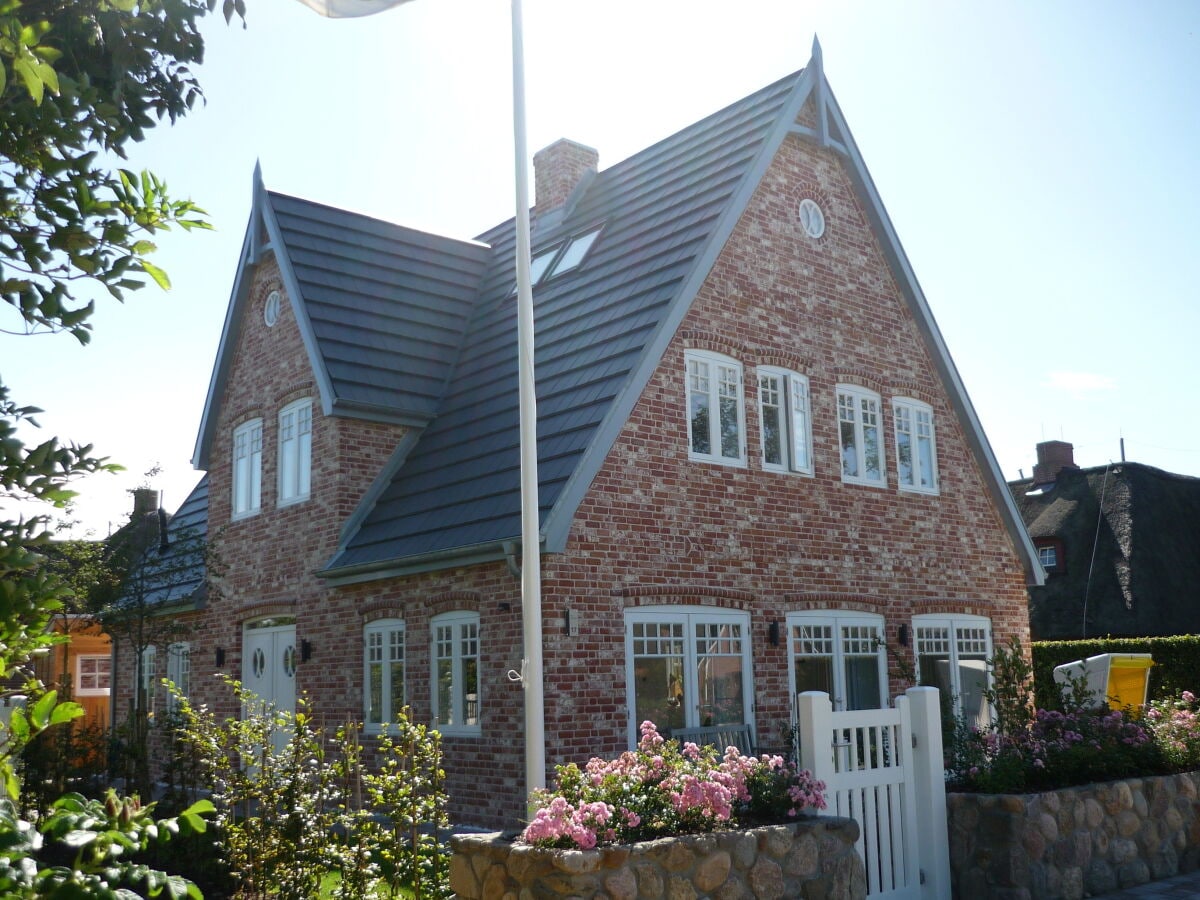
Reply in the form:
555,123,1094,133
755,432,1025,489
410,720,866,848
796,687,950,900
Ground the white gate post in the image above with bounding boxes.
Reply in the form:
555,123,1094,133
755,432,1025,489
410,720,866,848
906,686,950,900
796,691,834,785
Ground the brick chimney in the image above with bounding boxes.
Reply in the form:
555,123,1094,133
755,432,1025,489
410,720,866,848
1032,440,1077,485
533,139,598,213
131,487,160,518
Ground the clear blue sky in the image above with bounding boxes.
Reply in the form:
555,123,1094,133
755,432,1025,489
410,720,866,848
4,0,1198,536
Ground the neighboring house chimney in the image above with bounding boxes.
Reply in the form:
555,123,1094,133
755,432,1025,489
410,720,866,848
534,139,598,213
1033,440,1078,485
131,488,160,518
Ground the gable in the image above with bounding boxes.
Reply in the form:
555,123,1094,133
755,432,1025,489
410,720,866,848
192,172,491,469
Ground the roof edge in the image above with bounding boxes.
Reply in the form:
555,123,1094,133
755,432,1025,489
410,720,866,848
820,85,1044,587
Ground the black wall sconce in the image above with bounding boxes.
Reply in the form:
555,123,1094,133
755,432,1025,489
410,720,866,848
215,647,225,668
898,624,910,647
768,620,781,647
301,639,313,663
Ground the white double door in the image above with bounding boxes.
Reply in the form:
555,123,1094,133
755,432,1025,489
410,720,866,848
241,619,297,753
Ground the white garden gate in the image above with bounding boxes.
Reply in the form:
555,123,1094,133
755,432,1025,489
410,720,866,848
796,687,950,900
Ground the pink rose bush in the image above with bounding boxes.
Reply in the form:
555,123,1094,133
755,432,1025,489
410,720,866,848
522,721,825,850
1146,691,1200,770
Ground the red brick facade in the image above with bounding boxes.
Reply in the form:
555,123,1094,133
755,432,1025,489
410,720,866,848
122,109,1030,829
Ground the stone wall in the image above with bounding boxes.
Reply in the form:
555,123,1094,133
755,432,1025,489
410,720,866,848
450,818,866,899
948,772,1200,899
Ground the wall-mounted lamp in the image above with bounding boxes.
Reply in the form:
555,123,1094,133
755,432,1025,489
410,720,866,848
215,647,226,668
898,624,910,647
564,608,580,637
301,639,313,663
768,620,781,647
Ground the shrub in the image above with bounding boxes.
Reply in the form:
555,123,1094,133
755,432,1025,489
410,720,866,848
522,721,825,850
1145,690,1200,771
947,640,1169,793
174,679,451,899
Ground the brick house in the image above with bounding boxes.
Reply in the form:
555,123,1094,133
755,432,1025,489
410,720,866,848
121,46,1040,827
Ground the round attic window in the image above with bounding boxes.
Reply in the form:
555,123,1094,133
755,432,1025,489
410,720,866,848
798,198,826,239
264,290,282,327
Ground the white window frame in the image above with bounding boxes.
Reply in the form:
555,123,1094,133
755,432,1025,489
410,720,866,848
836,385,885,487
431,612,480,737
75,654,111,697
685,350,746,466
623,607,754,749
277,398,313,506
364,619,405,733
787,611,887,711
893,397,939,494
232,418,263,518
913,614,993,729
165,643,191,713
1038,545,1058,569
757,367,813,475
140,645,158,719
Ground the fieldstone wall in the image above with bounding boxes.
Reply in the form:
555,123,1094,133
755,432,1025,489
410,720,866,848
450,818,866,899
948,772,1200,899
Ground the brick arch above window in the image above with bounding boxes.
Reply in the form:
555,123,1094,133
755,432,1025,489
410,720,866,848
678,331,751,361
886,380,938,408
617,584,754,610
754,351,813,373
274,382,316,407
360,603,406,623
910,598,993,617
238,600,297,621
830,369,885,396
430,591,482,616
783,593,884,613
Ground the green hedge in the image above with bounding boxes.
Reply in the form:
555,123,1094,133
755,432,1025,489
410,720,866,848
1032,635,1200,710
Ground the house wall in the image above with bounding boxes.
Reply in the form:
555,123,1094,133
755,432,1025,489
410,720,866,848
174,119,1030,829
186,255,409,729
533,129,1030,772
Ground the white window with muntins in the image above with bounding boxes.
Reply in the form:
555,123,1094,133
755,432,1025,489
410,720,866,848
140,645,157,717
166,642,190,712
232,418,263,518
278,398,312,506
365,619,405,732
686,350,745,465
758,367,812,475
624,608,754,748
914,614,992,730
788,611,886,711
76,654,111,697
432,612,479,736
893,398,938,494
837,385,884,486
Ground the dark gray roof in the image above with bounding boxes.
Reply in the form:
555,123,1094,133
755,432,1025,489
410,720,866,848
269,193,491,422
187,44,1042,586
120,475,209,610
192,185,491,468
322,70,802,575
1010,463,1200,639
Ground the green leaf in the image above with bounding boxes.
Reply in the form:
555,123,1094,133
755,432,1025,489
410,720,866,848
139,261,171,290
12,56,43,104
29,690,58,730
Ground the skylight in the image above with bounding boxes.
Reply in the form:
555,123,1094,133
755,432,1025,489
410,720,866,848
509,225,604,296
547,226,602,277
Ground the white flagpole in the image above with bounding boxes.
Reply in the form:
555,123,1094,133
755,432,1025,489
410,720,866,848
510,0,546,798
295,0,546,801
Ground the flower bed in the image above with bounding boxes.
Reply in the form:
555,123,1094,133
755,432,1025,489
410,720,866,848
449,721,866,898
522,721,828,849
947,771,1200,899
450,819,867,899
